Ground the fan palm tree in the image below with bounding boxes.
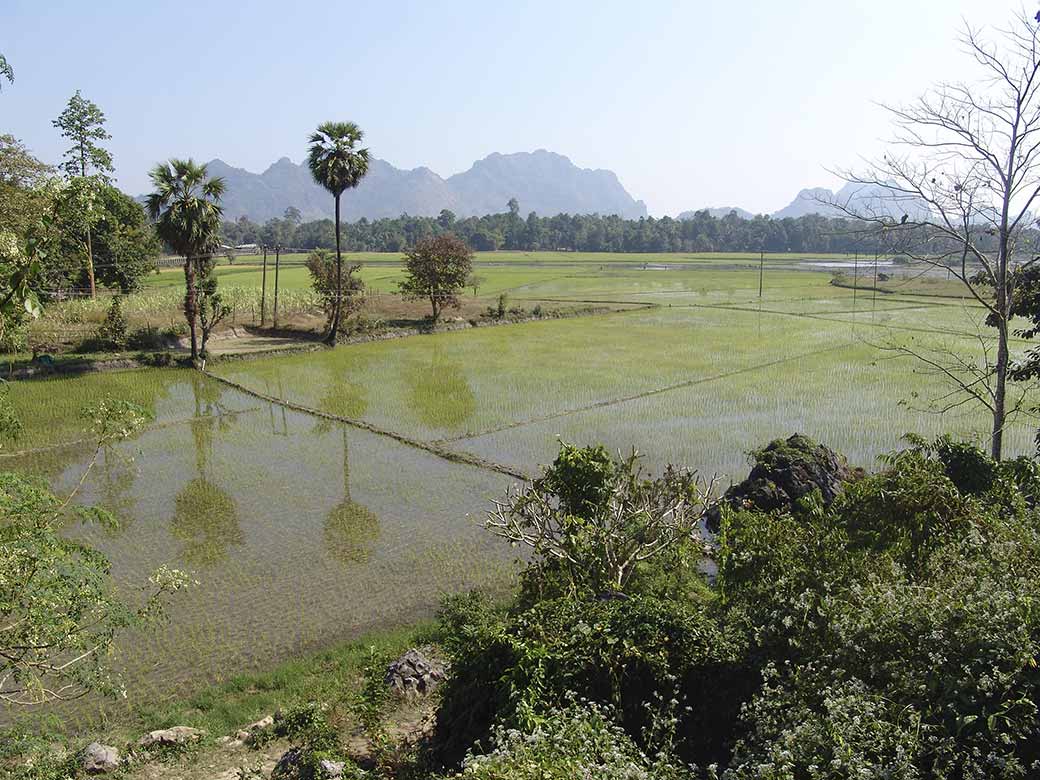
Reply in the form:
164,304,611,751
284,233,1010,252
307,122,370,345
0,53,13,90
145,159,225,364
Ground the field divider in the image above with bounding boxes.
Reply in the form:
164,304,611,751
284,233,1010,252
200,370,530,481
434,340,857,445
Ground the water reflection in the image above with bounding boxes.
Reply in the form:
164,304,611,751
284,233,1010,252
405,349,476,431
95,445,139,534
323,427,379,564
171,375,243,566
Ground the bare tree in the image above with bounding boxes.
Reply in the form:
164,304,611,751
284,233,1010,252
832,10,1040,459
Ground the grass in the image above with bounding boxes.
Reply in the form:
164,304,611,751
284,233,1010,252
2,618,436,759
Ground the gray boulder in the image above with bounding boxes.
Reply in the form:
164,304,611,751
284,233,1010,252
137,725,204,748
707,434,855,531
235,714,274,744
80,742,120,774
272,748,346,779
319,758,346,778
385,647,447,697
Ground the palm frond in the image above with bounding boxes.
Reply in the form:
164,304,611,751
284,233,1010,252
307,120,370,196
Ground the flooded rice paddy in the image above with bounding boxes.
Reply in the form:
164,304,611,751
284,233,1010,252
7,259,1036,724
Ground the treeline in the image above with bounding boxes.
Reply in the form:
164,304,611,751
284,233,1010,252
222,204,1024,256
222,207,896,254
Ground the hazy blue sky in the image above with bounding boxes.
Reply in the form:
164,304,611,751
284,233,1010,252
2,0,1029,216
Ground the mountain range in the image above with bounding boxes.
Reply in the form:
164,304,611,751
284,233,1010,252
193,150,648,222
681,182,929,222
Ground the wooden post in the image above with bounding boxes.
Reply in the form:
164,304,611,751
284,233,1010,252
872,247,879,321
758,250,764,298
852,251,858,309
260,245,268,327
273,245,281,329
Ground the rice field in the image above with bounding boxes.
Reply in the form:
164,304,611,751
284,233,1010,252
6,253,1035,725
4,373,514,729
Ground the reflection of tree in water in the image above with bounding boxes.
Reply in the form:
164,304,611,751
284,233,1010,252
96,445,138,534
314,371,380,565
405,349,476,431
172,477,241,566
323,437,379,564
171,374,242,567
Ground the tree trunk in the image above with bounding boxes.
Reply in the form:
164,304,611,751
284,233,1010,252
327,195,342,346
992,247,1010,460
184,256,199,365
431,295,439,321
273,246,281,329
260,247,267,327
992,322,1009,461
85,225,96,299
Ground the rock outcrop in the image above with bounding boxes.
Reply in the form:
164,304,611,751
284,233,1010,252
385,647,447,698
272,747,346,779
137,726,204,748
707,434,854,531
80,742,120,774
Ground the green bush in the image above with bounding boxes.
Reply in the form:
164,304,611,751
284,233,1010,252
488,443,709,605
716,437,1040,778
274,701,339,752
432,435,1040,778
453,701,695,780
432,595,749,769
94,294,129,350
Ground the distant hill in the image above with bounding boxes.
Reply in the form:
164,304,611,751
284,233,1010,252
678,207,757,220
191,150,647,223
771,182,929,221
674,184,929,224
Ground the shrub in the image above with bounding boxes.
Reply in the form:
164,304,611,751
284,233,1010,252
127,324,179,351
94,294,130,350
274,701,339,752
306,250,364,334
716,437,1040,778
486,443,710,603
432,595,749,769
454,701,695,780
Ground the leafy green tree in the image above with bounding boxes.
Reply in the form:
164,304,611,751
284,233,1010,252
306,248,364,334
0,135,54,239
0,398,192,705
306,121,370,345
0,53,12,89
145,159,226,365
44,183,159,296
92,184,161,292
398,233,474,320
0,225,46,350
52,91,114,299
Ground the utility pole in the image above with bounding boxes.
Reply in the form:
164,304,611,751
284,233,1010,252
758,249,764,299
273,244,281,329
260,245,268,327
872,246,879,321
852,250,858,309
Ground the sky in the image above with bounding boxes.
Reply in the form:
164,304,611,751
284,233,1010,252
1,0,1031,217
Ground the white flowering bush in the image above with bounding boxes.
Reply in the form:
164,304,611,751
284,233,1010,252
456,701,694,780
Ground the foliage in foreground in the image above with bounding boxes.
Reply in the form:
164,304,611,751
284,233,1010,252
0,398,191,706
431,436,1040,779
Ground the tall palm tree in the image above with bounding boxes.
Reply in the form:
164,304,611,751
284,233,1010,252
145,159,225,364
307,122,370,345
0,53,13,90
